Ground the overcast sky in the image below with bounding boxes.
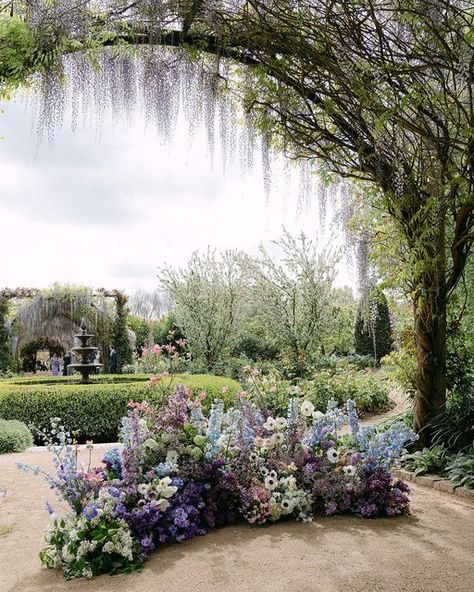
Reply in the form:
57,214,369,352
0,93,356,294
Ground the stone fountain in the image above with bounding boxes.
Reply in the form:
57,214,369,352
69,318,102,383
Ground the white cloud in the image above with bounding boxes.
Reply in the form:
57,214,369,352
0,95,356,293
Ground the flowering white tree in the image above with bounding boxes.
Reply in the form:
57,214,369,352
246,231,337,367
159,250,247,367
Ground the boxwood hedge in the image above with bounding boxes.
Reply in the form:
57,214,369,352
0,419,34,453
0,374,241,444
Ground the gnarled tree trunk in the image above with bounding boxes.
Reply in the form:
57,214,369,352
412,216,447,447
413,298,447,447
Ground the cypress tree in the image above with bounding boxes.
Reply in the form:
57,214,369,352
0,300,12,373
354,288,393,364
113,292,133,372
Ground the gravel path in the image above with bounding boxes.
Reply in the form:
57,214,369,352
1,439,473,592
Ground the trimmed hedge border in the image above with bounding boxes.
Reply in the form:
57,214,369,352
0,419,34,453
0,374,241,444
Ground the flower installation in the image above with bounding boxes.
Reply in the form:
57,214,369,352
19,386,417,579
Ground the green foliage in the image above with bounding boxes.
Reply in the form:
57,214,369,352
113,293,133,372
0,418,33,453
127,315,151,353
445,451,474,489
428,390,474,453
321,287,357,355
248,364,389,417
382,325,417,396
354,288,393,364
150,313,185,347
0,16,34,97
0,374,241,443
401,446,449,476
0,300,12,373
232,333,279,362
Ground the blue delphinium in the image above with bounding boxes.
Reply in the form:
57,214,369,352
359,421,418,469
205,400,224,458
103,447,122,479
325,399,347,436
346,399,360,441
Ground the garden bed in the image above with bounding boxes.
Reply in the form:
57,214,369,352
18,387,417,580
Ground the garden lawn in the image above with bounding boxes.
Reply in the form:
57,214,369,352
0,445,473,592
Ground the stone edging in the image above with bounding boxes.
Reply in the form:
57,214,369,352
393,468,474,502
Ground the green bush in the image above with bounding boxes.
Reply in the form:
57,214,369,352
0,374,241,444
0,419,33,453
244,365,390,417
232,334,279,362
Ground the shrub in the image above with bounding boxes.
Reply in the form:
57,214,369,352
232,333,279,362
0,419,33,453
354,288,393,364
0,374,241,444
241,365,390,417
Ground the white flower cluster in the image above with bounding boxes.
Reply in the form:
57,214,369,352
101,523,135,560
263,471,313,522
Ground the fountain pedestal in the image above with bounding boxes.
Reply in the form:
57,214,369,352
69,318,102,383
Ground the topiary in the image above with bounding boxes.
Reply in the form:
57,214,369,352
0,419,33,453
354,287,393,365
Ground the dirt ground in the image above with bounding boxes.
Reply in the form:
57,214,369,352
1,443,473,592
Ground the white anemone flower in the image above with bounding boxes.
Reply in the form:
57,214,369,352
260,466,269,477
269,469,278,479
280,498,296,514
263,416,276,431
343,465,357,477
274,417,288,430
264,476,278,491
157,477,178,498
249,451,259,463
301,400,315,417
166,450,179,464
137,483,150,495
326,447,340,464
312,410,325,420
